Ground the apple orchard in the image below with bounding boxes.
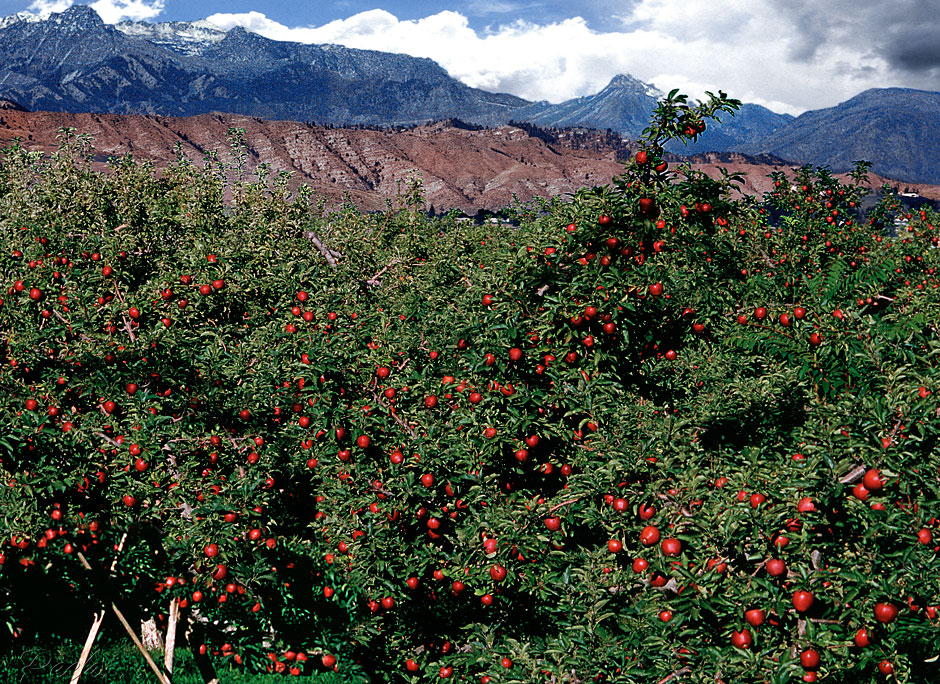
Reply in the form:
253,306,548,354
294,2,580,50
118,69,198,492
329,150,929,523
1,91,939,683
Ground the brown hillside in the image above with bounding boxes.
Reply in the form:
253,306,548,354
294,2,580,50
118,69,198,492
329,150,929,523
0,110,937,212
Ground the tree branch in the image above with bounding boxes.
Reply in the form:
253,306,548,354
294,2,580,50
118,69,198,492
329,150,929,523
366,258,402,287
657,666,691,684
840,464,866,484
305,231,341,268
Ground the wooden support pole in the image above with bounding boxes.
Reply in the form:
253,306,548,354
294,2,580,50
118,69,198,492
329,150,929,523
76,551,174,684
109,599,173,684
70,532,128,684
69,610,105,684
165,597,180,675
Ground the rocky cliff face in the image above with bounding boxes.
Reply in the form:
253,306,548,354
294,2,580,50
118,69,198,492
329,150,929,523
0,109,626,211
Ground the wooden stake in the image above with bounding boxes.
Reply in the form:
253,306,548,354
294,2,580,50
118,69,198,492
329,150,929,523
165,597,179,675
69,611,105,684
76,551,174,684
70,532,129,684
109,599,173,684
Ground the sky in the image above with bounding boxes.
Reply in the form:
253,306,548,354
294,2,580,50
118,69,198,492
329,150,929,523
2,0,939,115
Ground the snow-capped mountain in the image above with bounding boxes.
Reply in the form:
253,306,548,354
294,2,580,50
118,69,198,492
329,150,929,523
114,19,227,56
0,4,786,140
512,74,665,138
0,4,528,125
0,12,41,30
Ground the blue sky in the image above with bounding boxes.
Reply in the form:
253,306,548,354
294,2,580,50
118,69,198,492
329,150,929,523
0,0,628,31
2,0,939,114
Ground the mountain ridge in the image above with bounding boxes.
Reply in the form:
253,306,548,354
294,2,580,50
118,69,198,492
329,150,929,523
1,6,939,184
0,4,528,126
2,108,937,216
737,88,940,184
513,74,663,138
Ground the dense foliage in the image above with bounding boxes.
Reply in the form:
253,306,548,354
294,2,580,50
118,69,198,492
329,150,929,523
1,91,939,683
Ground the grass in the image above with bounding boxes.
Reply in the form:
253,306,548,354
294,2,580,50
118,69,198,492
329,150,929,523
0,642,343,684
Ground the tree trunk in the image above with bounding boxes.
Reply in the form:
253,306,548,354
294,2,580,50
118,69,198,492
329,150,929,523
141,618,162,651
165,599,179,675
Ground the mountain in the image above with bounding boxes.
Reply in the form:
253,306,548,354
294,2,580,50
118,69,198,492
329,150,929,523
666,103,794,155
4,108,937,215
525,77,940,187
740,88,940,184
0,97,27,111
514,76,793,152
512,75,662,138
1,6,938,187
0,7,786,143
0,5,527,126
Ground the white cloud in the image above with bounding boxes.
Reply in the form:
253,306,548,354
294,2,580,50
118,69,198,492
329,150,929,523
91,0,164,23
205,1,930,115
27,0,164,22
27,0,73,14
29,0,940,115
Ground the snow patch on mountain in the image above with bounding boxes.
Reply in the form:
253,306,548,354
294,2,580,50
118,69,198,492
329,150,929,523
0,12,42,30
115,19,227,55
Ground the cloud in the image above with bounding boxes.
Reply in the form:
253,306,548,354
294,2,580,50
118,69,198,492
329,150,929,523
207,4,860,114
768,0,940,68
887,27,940,72
27,0,164,22
467,1,543,15
90,0,164,23
26,0,73,14
25,0,922,116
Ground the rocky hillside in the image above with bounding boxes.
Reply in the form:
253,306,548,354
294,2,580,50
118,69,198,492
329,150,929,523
3,108,936,213
0,109,624,211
